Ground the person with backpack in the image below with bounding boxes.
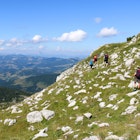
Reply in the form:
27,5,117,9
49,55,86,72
133,66,140,90
104,53,109,66
89,59,94,69
93,55,98,65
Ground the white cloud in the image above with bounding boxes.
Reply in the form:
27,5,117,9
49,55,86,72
54,29,87,42
32,35,48,43
3,35,48,48
94,17,102,23
32,35,42,43
97,27,118,37
6,43,13,47
6,38,23,47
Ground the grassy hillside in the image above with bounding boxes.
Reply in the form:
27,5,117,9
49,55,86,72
0,34,140,140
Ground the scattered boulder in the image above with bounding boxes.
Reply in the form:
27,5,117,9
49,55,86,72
26,110,55,123
4,119,16,126
32,127,48,140
84,112,92,119
26,111,43,123
105,135,124,140
125,58,135,67
75,116,83,123
41,110,55,120
83,135,100,140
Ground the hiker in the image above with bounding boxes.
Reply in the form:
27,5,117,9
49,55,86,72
93,55,98,65
133,66,140,90
104,53,109,66
89,59,94,69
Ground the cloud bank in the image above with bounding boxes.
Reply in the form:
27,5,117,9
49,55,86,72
0,27,119,57
0,29,87,49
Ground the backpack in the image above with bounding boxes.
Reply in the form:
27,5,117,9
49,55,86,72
136,69,140,78
89,60,93,65
105,54,108,60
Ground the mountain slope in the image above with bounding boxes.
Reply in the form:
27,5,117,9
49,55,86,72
0,34,140,140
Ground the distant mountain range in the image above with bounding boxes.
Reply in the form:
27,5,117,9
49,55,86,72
0,55,80,104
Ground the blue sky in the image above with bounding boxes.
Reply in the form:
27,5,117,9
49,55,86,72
0,0,139,58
